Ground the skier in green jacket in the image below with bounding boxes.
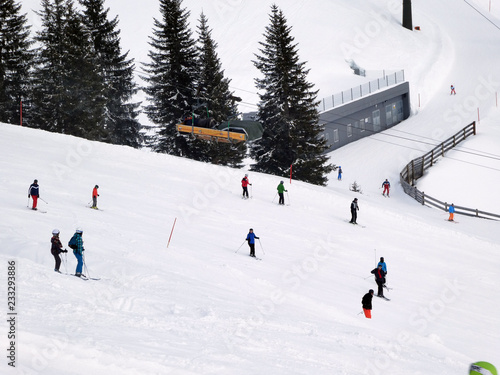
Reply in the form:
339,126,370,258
277,181,287,205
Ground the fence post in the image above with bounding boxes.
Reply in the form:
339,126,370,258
441,143,445,157
430,150,434,166
422,191,425,205
445,202,448,212
473,121,476,135
476,209,479,217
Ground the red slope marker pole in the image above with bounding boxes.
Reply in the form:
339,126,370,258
167,217,177,248
289,164,292,184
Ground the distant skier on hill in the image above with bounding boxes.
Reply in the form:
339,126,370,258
245,228,259,257
448,203,455,221
51,229,67,273
371,265,386,297
362,289,374,318
277,181,287,205
338,166,342,181
349,198,359,224
382,179,390,197
28,179,40,210
241,174,251,199
91,185,99,209
450,84,456,95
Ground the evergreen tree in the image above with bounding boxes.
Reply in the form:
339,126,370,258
80,0,142,147
195,12,245,167
142,0,198,157
0,0,34,125
31,0,106,139
251,5,332,185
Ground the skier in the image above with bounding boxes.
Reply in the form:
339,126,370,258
277,181,287,205
349,198,359,224
91,185,99,209
69,228,85,277
338,166,342,181
245,228,260,257
362,289,374,319
371,264,386,297
450,85,456,95
377,257,387,273
448,203,455,221
382,179,390,197
28,179,40,210
51,229,68,273
241,174,251,199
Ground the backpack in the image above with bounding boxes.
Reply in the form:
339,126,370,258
68,234,78,249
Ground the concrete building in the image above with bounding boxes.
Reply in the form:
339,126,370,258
319,81,410,152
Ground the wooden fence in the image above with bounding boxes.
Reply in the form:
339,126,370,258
400,121,500,221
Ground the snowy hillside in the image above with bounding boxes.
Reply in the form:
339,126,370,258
2,0,500,374
1,122,499,375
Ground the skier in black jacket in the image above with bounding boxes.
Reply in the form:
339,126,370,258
349,198,359,224
362,289,374,318
371,265,386,297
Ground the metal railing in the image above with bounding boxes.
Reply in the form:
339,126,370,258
318,70,405,112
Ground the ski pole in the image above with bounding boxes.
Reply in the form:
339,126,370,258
83,253,90,278
286,191,291,205
250,185,253,199
27,197,30,207
364,275,373,279
235,240,246,253
39,197,48,204
63,252,68,274
258,238,265,255
272,192,277,203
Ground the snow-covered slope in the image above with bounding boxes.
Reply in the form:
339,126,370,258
3,0,500,373
0,121,499,374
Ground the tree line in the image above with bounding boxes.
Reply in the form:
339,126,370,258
0,0,332,184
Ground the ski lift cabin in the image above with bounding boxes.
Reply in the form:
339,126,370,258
176,117,248,143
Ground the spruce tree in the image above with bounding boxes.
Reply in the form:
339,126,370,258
31,0,106,139
142,0,198,157
195,12,245,167
80,0,142,147
0,0,34,125
251,5,332,185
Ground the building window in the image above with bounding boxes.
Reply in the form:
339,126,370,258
333,129,339,143
373,110,380,132
360,118,365,132
385,105,393,126
396,100,404,122
347,123,352,137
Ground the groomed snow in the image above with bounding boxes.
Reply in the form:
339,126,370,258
1,0,499,374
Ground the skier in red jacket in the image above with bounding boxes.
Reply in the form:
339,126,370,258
241,174,251,199
382,179,390,197
91,185,99,209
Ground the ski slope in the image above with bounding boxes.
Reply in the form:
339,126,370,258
2,0,500,374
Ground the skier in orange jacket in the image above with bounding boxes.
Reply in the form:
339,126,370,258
91,185,99,209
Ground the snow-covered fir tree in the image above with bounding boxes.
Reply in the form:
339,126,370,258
80,0,142,148
0,0,34,126
142,0,198,157
195,12,245,167
251,5,333,185
31,0,106,140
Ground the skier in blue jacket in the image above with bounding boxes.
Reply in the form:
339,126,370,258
70,228,85,277
245,228,260,257
377,257,387,273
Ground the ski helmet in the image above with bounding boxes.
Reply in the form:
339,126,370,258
95,185,99,189
52,229,60,235
249,228,253,231
34,179,38,183
369,289,374,294
280,180,284,184
380,257,384,262
75,227,83,234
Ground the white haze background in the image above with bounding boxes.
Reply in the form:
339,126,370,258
1,0,500,374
